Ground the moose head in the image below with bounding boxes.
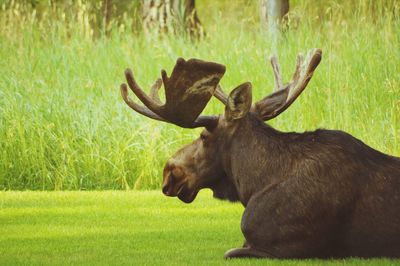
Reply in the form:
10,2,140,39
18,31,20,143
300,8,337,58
120,49,321,204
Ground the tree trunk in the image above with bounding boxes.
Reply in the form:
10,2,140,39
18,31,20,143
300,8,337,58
102,0,113,36
182,0,204,38
259,0,289,32
142,0,204,38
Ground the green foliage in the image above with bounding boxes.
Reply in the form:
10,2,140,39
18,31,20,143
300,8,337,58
0,1,399,190
0,191,399,265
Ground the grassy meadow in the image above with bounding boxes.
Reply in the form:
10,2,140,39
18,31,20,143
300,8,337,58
0,1,399,191
2,2,400,264
1,190,399,265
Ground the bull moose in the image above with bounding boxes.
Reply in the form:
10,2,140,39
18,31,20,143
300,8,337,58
120,48,400,258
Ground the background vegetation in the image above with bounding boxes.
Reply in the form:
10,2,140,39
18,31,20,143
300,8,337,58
1,0,399,190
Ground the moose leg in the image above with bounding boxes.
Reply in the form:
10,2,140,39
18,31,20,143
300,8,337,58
231,177,345,258
224,239,274,259
224,247,274,259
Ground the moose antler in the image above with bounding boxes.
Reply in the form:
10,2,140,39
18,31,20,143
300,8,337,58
121,58,226,128
212,49,322,122
214,85,228,105
252,48,322,120
149,78,163,104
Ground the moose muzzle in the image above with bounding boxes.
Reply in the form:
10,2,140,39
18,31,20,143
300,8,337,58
162,163,186,197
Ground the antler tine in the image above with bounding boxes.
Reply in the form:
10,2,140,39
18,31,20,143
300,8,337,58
214,84,228,105
120,83,166,121
286,48,322,102
121,83,218,127
291,54,304,85
270,55,284,92
125,68,163,114
252,48,322,121
149,78,162,104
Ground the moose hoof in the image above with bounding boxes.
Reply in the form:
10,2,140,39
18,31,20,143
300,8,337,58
224,247,272,259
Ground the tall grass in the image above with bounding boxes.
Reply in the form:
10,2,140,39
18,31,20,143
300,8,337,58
0,0,399,190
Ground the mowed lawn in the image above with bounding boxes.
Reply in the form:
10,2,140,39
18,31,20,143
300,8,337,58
0,191,398,266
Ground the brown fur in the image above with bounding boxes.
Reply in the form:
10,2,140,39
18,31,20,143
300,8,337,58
163,108,400,259
121,54,400,259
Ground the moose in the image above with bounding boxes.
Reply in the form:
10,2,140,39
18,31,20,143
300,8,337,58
120,49,400,259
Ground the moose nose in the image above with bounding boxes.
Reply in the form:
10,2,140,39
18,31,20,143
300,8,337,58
162,183,170,195
162,163,184,196
162,172,176,196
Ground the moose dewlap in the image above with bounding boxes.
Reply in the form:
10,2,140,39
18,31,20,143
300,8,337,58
120,49,400,259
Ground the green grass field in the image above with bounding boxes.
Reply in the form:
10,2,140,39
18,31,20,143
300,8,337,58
0,191,399,265
1,0,399,190
0,2,400,263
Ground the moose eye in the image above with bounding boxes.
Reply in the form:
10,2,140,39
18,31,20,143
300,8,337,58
200,133,208,142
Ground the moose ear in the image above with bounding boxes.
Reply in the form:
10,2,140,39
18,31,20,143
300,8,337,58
225,82,252,121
